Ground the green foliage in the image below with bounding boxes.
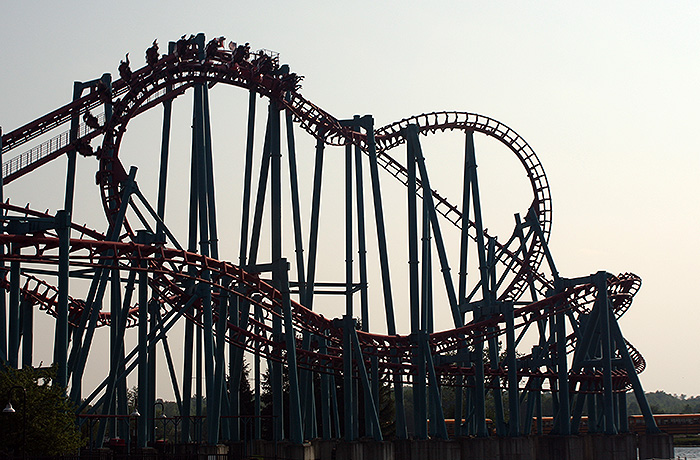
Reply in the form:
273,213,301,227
628,390,700,415
0,365,83,456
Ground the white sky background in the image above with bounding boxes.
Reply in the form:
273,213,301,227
1,1,699,399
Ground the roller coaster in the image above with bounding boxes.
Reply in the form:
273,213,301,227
0,33,660,448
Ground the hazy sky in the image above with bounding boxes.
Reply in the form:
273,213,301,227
1,2,699,398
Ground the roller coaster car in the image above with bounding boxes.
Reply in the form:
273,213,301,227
260,75,281,95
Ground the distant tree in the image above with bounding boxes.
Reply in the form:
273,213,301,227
627,391,700,415
0,365,83,456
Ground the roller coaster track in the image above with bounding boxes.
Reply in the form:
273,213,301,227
0,36,653,442
3,45,552,302
0,227,644,388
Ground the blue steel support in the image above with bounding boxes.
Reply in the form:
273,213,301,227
180,314,194,443
54,210,70,388
250,114,272,441
526,207,561,287
343,316,355,441
227,292,241,442
464,130,489,437
352,116,376,433
340,133,359,440
412,331,428,439
458,131,472,310
487,333,506,436
618,391,629,433
148,299,158,443
360,116,397,328
299,337,317,439
410,124,466,438
247,116,272,266
194,38,218,442
514,214,541,305
213,279,229,442
254,311,261,439
76,292,201,416
21,298,32,367
409,124,469,435
486,240,506,437
471,307,487,436
226,285,252,440
64,74,113,215
596,272,617,435
268,100,285,442
275,259,304,444
8,251,19,369
343,142,356,441
569,277,602,432
0,127,4,365
319,337,332,439
196,312,203,443
181,107,201,443
345,142,353,321
284,99,317,439
505,302,520,436
201,83,225,445
194,51,211,438
406,125,461,327
549,311,560,421
522,378,537,435
405,127,427,439
155,45,173,242
238,88,257,439
300,136,326,439
137,231,152,448
193,76,219,444
108,246,122,442
352,120,370,333
299,135,325,437
361,116,406,438
610,289,659,432
423,333,448,439
304,138,330,440
202,85,219,260
349,323,383,441
117,274,132,441
422,195,436,435
406,129,420,337
454,125,473,438
239,89,257,267
97,267,135,446
64,83,82,216
284,92,306,299
69,167,137,402
464,380,474,435
555,298,571,435
303,137,325,310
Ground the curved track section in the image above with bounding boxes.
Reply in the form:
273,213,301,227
0,34,655,442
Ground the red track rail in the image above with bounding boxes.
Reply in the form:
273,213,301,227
0,38,644,395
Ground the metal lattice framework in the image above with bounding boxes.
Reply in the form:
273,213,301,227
0,33,659,447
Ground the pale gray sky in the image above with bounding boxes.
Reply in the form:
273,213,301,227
1,1,699,398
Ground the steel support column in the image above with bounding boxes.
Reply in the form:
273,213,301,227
137,231,151,448
54,210,70,388
0,127,5,365
357,115,407,437
464,130,489,437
